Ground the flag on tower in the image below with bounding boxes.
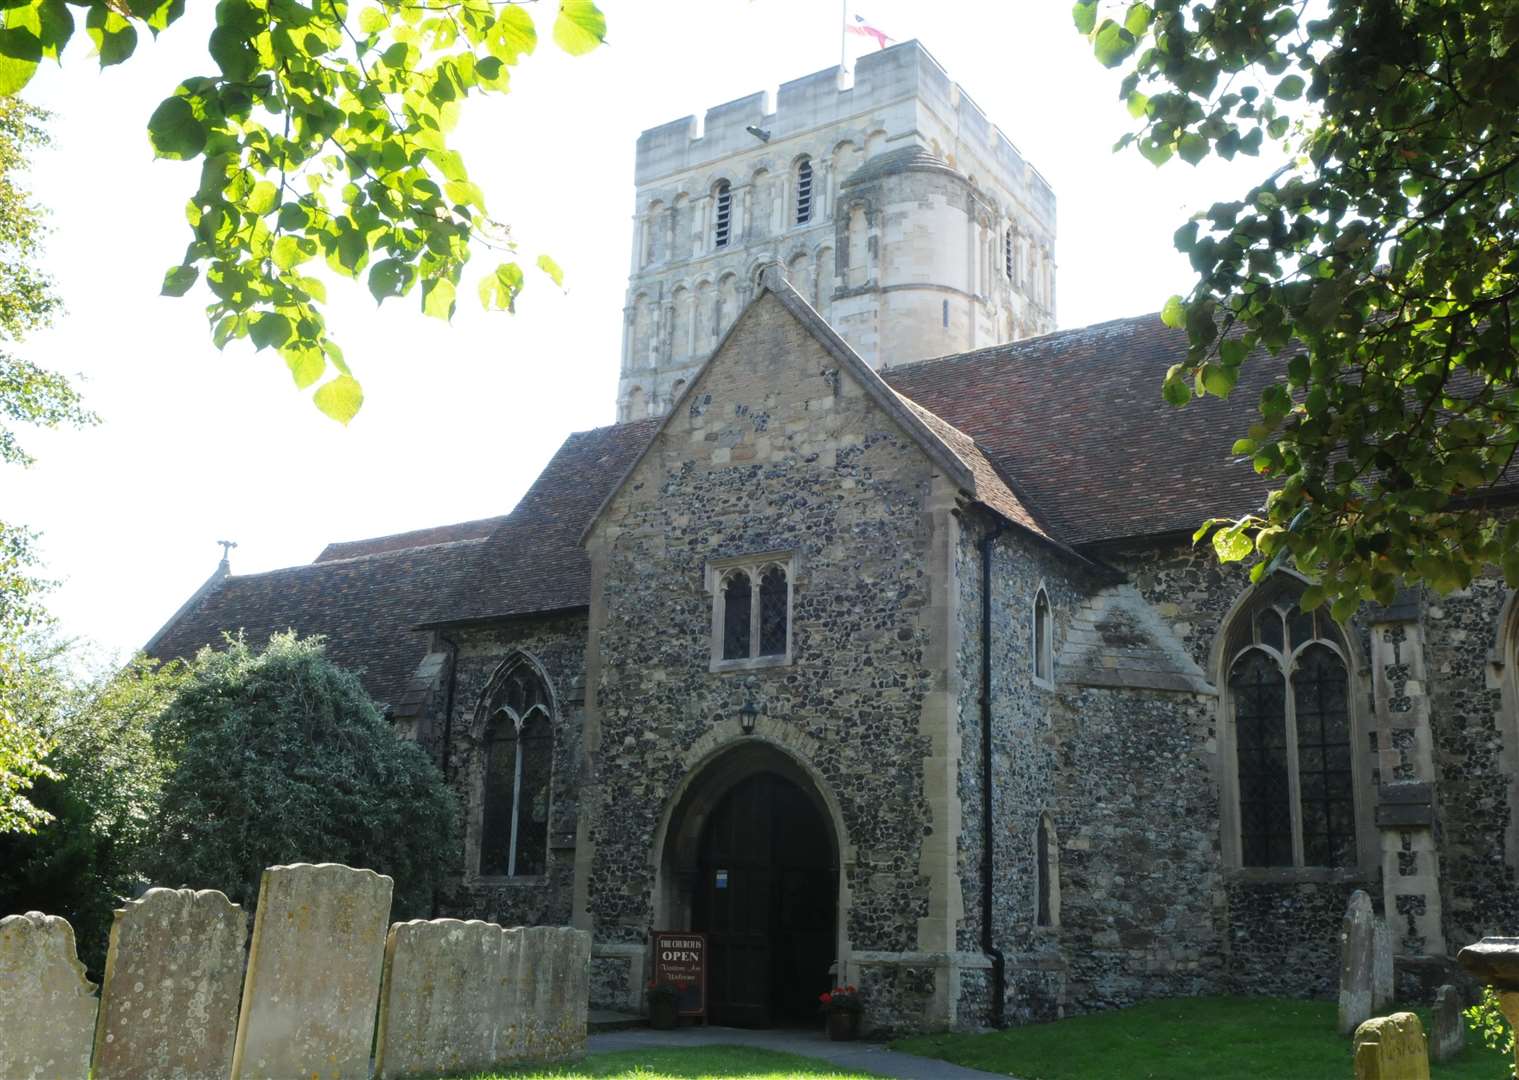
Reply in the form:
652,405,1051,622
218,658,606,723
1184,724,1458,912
845,13,893,50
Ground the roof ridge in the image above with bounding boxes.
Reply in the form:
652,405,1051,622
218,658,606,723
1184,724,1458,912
887,310,1164,374
252,536,495,579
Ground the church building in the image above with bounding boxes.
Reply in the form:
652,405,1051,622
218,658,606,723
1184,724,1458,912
148,42,1519,1034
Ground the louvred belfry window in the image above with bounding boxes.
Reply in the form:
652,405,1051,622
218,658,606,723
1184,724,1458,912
1226,591,1358,870
480,665,553,877
711,555,795,668
714,181,733,247
796,159,814,225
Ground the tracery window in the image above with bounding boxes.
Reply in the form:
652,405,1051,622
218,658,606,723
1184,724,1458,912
710,555,794,668
1226,594,1357,869
795,158,814,225
479,664,553,877
713,181,733,248
1033,588,1053,685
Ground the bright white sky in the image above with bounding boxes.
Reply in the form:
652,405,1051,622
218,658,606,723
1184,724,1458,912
10,0,1288,662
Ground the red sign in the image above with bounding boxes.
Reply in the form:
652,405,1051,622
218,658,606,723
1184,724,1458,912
651,931,706,1017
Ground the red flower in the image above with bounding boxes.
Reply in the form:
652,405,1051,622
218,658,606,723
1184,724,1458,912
819,992,832,1003
846,985,857,993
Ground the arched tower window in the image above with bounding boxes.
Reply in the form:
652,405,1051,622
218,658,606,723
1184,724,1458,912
713,181,733,248
795,158,814,225
1036,812,1059,927
1033,588,1053,685
480,663,554,878
1224,584,1360,870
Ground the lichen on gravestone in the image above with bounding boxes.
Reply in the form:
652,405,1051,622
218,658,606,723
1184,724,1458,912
1429,984,1465,1064
1353,1011,1430,1080
0,911,98,1080
1340,890,1377,1036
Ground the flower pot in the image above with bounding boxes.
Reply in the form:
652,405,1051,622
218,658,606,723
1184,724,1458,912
649,997,678,1030
826,1009,862,1041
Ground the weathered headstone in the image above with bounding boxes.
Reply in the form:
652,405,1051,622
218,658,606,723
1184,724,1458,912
1429,984,1466,1063
517,925,556,1059
1353,1012,1430,1080
1340,890,1377,1036
0,911,98,1080
92,888,248,1080
373,919,525,1079
1373,917,1395,1012
230,863,393,1080
541,926,591,1062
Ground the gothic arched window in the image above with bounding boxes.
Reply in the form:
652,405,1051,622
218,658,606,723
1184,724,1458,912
713,181,733,248
1033,588,1053,685
795,158,814,225
711,555,795,668
1004,226,1015,279
479,664,553,877
1225,589,1358,869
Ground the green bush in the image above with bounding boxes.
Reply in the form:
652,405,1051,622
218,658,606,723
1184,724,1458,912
145,632,457,917
0,649,185,972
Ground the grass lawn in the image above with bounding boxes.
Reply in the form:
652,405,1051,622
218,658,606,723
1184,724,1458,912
892,996,1510,1080
462,1045,884,1079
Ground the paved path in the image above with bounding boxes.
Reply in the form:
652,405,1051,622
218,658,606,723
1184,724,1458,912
589,1025,1012,1079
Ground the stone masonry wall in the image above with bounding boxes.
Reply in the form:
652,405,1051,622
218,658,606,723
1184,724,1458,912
434,613,587,929
582,292,958,1032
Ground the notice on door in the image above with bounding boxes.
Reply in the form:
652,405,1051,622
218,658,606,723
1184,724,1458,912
651,931,707,1017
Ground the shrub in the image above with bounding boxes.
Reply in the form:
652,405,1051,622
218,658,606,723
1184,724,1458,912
145,632,457,917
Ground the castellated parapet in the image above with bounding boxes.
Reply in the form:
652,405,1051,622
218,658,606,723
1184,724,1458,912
616,40,1058,422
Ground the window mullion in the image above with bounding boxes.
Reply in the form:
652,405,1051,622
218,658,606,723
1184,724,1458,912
750,566,762,659
1284,660,1306,868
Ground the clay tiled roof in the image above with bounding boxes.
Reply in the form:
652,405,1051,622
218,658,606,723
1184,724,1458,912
421,417,665,626
884,313,1277,545
148,537,488,708
314,515,507,562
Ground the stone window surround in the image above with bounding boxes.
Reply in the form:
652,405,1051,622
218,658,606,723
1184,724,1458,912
1032,583,1054,689
463,651,559,888
706,551,796,673
1216,582,1378,880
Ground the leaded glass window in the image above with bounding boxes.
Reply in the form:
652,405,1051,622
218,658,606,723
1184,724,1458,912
1226,590,1359,870
479,664,553,877
722,571,752,660
711,555,795,667
759,566,788,656
1231,649,1291,867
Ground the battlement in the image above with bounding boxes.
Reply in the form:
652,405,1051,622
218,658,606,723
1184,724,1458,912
633,40,1053,211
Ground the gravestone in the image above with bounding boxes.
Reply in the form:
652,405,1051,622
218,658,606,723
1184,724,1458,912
1353,1012,1430,1080
230,863,393,1080
1340,890,1377,1036
0,911,98,1080
1430,984,1465,1063
1374,918,1395,1012
92,888,248,1080
541,926,591,1061
373,919,525,1079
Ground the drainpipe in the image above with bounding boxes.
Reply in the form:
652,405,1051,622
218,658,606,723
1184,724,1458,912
433,631,461,919
980,520,1008,1027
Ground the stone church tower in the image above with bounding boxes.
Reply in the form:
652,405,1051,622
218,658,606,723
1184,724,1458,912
616,41,1057,422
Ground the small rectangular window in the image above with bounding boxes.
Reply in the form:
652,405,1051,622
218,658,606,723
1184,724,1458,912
710,555,794,670
942,299,949,328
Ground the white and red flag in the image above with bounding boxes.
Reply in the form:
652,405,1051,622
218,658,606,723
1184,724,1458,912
845,13,893,50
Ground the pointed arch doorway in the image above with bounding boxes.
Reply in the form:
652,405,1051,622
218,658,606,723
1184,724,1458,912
657,744,840,1028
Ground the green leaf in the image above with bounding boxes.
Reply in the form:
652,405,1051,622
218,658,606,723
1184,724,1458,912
1200,363,1238,397
273,235,309,270
1123,3,1153,37
422,276,456,320
1092,20,1136,68
0,5,44,95
1212,526,1252,563
553,0,605,55
147,95,206,160
536,253,564,288
313,374,364,425
490,5,537,63
248,312,292,351
247,181,279,216
1275,75,1305,100
358,7,387,34
368,258,413,304
161,264,198,297
478,261,524,311
282,344,325,389
1072,0,1097,35
1126,91,1149,119
1161,295,1186,329
85,5,137,67
1177,133,1208,165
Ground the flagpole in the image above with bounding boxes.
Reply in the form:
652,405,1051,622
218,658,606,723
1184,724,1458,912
840,0,847,75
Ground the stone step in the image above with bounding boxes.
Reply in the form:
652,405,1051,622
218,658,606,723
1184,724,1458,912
589,1009,644,1032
